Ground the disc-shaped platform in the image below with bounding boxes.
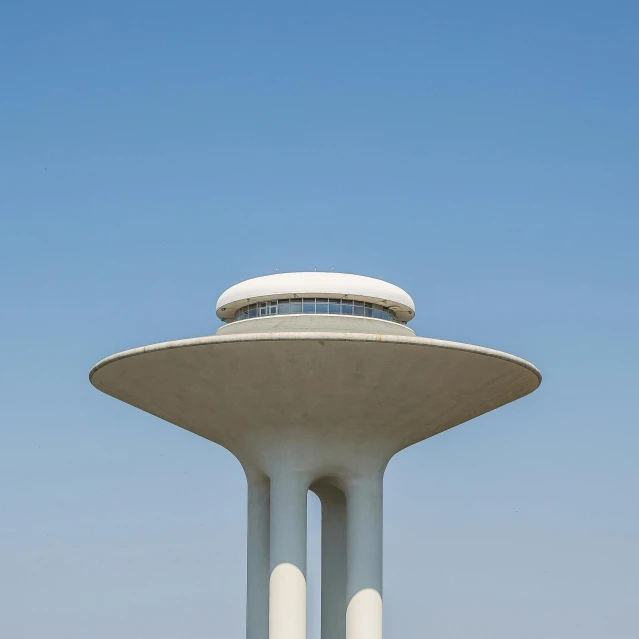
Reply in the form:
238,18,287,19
90,333,540,472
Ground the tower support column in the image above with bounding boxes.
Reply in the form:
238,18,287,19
246,471,270,639
269,468,308,639
314,483,347,639
346,473,384,639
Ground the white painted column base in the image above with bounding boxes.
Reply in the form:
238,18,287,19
346,589,382,639
270,563,307,639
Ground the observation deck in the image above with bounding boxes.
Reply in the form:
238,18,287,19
216,272,415,324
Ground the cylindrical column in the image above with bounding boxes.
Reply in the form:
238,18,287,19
316,484,346,639
346,474,383,639
247,472,270,639
269,469,308,639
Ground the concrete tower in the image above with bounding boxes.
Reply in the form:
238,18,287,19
90,272,541,639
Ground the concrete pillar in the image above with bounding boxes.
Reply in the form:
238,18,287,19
247,472,270,639
269,468,308,639
316,484,346,639
345,474,383,639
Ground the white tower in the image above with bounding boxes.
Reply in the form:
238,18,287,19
90,272,541,639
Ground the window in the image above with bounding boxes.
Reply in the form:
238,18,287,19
233,298,399,322
341,300,353,315
278,299,290,314
329,298,341,314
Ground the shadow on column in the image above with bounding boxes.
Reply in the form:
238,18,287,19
311,478,347,639
246,471,270,639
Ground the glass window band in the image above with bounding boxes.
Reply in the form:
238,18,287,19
233,298,399,323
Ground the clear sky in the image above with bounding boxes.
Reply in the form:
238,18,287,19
1,1,637,637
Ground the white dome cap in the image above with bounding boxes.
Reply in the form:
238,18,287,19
216,272,415,322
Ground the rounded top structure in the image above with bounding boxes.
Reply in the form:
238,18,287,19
216,271,415,323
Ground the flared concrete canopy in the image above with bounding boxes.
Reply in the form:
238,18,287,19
90,332,541,474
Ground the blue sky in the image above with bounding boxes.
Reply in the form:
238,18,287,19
1,1,637,637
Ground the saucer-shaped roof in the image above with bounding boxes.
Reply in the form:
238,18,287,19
216,272,415,322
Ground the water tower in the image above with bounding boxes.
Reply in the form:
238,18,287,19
90,272,541,639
